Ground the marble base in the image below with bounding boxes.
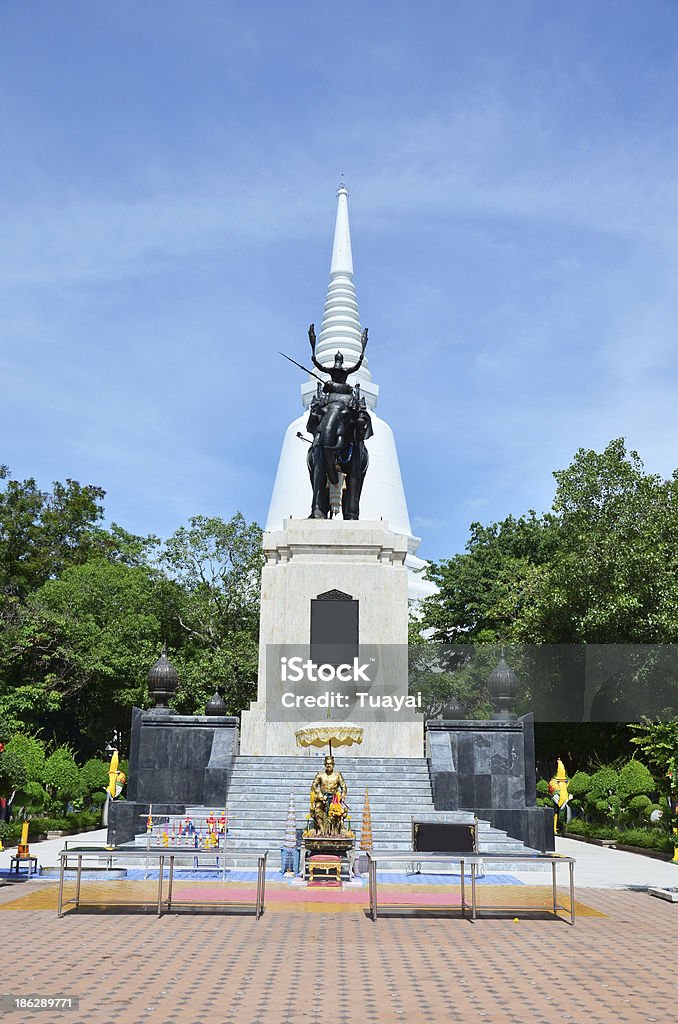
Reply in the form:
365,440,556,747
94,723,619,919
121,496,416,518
240,710,423,757
240,520,423,757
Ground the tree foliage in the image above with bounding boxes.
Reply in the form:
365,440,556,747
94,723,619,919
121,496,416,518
629,718,678,801
79,758,109,795
2,441,673,770
0,559,170,752
0,747,28,797
617,759,655,800
421,513,558,643
0,470,106,598
161,514,263,715
0,466,262,755
422,440,678,645
4,734,46,782
519,440,678,643
43,746,82,807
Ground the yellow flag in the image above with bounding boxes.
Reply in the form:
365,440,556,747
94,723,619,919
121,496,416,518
107,750,119,799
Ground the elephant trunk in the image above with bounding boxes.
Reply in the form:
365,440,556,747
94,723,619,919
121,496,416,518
323,446,340,485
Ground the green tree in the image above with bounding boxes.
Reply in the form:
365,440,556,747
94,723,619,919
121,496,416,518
0,734,47,815
0,469,106,597
0,468,162,747
161,514,263,715
629,718,678,810
79,758,109,797
1,559,172,753
421,441,678,645
3,734,46,782
617,759,655,800
568,770,591,799
0,747,28,798
91,523,160,567
585,766,620,822
421,512,559,643
519,440,678,643
408,638,497,720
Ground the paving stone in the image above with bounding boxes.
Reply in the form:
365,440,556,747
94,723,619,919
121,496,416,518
0,884,675,1023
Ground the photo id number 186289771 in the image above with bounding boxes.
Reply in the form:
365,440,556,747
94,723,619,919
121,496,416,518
0,996,79,1011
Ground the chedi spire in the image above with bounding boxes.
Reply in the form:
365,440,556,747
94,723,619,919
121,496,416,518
301,184,378,411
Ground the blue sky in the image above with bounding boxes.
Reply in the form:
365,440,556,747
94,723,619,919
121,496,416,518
1,1,677,562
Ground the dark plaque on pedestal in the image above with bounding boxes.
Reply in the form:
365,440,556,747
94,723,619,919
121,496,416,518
311,589,358,665
412,821,478,853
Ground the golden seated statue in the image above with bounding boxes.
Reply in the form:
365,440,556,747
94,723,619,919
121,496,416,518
305,755,352,838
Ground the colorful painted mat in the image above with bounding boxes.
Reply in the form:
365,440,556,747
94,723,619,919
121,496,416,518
120,868,525,885
0,880,605,917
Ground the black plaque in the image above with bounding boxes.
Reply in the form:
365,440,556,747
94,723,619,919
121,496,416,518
412,821,478,853
311,590,358,666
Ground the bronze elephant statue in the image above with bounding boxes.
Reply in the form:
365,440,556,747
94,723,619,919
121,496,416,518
306,388,371,520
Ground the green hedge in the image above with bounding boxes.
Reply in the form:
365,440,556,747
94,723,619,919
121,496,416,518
540,756,660,828
0,822,23,844
31,811,100,834
0,810,100,847
565,818,675,855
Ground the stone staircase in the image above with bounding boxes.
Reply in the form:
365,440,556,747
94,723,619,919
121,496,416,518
175,755,535,864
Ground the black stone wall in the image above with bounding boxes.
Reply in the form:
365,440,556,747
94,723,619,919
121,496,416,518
108,707,239,845
427,714,554,852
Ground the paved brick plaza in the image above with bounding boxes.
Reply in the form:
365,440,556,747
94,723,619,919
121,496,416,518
1,879,675,1024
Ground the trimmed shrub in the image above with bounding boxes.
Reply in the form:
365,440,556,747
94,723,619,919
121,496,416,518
623,793,652,825
565,819,674,856
27,810,100,836
0,822,23,845
568,771,591,797
628,794,652,812
0,748,28,796
589,766,619,800
617,760,655,800
80,759,109,796
4,735,46,783
21,781,48,812
43,747,83,808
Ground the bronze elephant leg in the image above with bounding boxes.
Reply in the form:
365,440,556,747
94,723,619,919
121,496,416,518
308,445,330,519
342,445,367,520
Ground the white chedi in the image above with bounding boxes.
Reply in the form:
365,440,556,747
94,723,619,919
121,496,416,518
266,185,436,602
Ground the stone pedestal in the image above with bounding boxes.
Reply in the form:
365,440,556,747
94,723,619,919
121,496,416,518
426,714,554,852
240,519,423,757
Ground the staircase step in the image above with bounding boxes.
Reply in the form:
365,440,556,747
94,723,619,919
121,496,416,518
156,754,541,862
